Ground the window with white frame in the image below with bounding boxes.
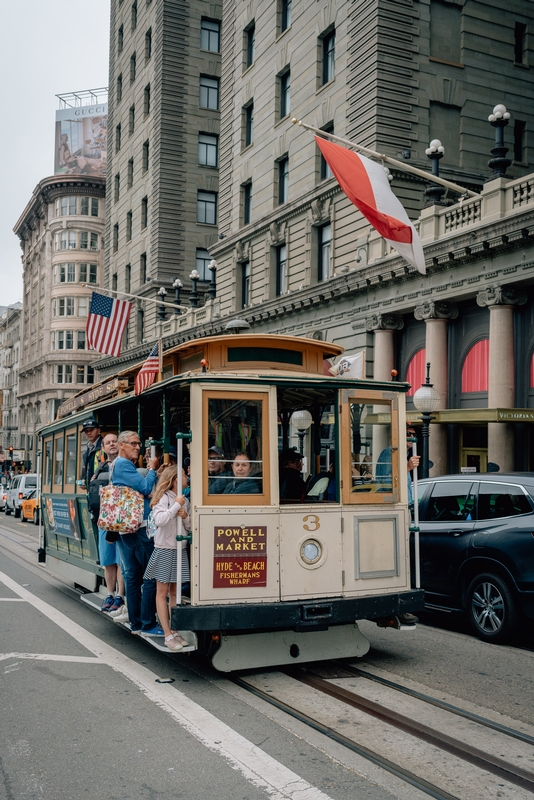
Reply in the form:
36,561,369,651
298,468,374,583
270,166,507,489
318,222,332,281
200,76,219,110
78,297,88,317
197,191,217,224
198,133,218,167
77,330,86,349
201,18,220,52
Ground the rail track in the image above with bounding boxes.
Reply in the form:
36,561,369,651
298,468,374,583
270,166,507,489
232,661,534,800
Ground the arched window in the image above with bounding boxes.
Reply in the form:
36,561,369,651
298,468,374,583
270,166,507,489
405,348,426,396
461,339,489,393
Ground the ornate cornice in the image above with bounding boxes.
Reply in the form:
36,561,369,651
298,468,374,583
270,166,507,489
365,313,404,332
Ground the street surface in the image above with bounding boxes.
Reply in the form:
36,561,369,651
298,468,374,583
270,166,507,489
1,513,533,800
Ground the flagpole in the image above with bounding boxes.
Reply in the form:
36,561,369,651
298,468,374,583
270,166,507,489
157,338,163,382
292,118,480,198
81,284,190,312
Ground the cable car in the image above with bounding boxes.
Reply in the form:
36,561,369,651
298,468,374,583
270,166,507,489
38,333,423,671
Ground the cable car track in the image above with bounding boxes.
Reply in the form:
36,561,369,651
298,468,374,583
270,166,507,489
232,664,534,800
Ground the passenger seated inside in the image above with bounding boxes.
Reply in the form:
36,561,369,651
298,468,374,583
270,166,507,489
279,449,306,501
207,446,232,494
305,462,336,502
223,453,261,494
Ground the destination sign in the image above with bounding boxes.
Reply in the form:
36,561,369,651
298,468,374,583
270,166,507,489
213,525,267,588
56,378,128,418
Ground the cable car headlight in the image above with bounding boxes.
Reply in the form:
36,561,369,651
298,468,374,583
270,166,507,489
301,539,322,565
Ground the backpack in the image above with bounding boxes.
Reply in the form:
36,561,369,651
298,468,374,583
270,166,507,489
147,510,157,539
88,462,110,516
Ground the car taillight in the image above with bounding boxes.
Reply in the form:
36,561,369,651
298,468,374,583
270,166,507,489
18,493,23,499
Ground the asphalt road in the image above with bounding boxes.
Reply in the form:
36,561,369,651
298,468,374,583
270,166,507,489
1,513,534,800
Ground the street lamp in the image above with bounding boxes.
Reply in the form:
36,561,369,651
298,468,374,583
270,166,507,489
424,139,447,206
172,278,183,315
413,363,441,479
487,103,512,180
291,409,313,455
207,260,217,301
157,286,167,321
189,269,200,308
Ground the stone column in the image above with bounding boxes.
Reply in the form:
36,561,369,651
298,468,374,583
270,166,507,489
414,301,458,476
366,314,404,461
477,286,526,472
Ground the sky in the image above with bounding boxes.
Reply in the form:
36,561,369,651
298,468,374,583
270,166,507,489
0,2,111,306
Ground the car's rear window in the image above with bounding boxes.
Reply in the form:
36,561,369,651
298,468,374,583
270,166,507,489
25,478,37,488
477,483,532,519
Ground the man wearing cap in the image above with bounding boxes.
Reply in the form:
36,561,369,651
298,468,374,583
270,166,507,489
82,419,106,489
207,446,231,494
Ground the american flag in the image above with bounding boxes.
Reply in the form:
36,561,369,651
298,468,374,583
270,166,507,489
86,292,131,357
135,341,160,395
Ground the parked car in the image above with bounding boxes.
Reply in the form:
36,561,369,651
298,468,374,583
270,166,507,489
415,473,534,644
20,489,40,525
5,474,38,518
0,479,9,511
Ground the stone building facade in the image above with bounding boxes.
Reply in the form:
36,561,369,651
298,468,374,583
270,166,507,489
106,0,222,347
13,175,106,471
0,304,22,467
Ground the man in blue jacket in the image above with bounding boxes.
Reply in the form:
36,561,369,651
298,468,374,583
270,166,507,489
113,430,160,634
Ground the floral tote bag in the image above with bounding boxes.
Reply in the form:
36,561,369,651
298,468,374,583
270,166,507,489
97,463,144,534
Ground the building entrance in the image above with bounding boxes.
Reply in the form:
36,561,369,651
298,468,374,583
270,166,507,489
460,426,488,473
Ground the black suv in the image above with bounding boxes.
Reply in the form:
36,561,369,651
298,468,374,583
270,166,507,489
416,474,534,643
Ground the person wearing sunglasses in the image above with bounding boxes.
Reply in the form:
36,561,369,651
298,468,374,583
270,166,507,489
111,431,161,635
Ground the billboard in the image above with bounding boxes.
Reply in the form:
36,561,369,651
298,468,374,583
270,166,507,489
54,103,108,177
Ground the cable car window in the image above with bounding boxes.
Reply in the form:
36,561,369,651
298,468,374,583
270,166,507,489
65,433,77,485
342,393,400,504
54,436,64,488
207,396,263,495
44,439,53,487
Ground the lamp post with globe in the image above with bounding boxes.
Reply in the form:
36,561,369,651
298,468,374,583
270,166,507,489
413,363,441,479
291,409,313,456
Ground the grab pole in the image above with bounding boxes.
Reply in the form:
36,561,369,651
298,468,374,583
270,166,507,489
408,436,421,589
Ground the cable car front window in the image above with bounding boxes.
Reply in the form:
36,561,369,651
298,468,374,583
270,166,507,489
347,397,398,500
207,397,263,495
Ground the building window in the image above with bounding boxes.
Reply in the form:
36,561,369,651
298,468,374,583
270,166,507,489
137,308,144,343
60,231,77,250
201,18,220,52
244,102,254,147
200,76,219,109
65,330,74,350
127,158,134,189
126,210,133,240
57,365,63,384
281,0,292,32
76,365,85,384
141,196,148,228
130,52,137,83
51,331,55,350
125,264,131,293
81,197,99,216
242,181,252,225
129,105,135,135
87,367,95,385
245,22,255,68
78,297,88,317
198,133,218,166
514,121,526,161
144,84,151,116
116,123,122,152
515,22,527,64
67,263,76,282
430,1,461,64
322,30,335,84
79,263,87,282
142,140,149,171
429,102,461,166
279,69,290,118
145,28,152,60
197,191,217,224
131,0,137,30
58,298,75,317
55,198,60,217
318,223,331,281
112,273,118,291
241,260,251,307
57,331,64,349
64,364,73,384
113,223,119,252
195,249,212,280
140,252,147,284
114,173,120,202
320,123,334,179
117,73,123,102
278,156,289,204
61,196,77,215
118,24,124,52
276,244,287,295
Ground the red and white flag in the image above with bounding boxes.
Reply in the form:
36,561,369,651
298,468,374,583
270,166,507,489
316,137,426,274
86,292,131,357
134,341,160,395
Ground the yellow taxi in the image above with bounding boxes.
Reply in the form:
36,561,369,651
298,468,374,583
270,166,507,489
21,490,40,525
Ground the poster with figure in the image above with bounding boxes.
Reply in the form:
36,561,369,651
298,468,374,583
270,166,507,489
54,104,108,176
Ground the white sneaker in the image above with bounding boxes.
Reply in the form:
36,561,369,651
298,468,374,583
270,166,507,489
111,607,129,623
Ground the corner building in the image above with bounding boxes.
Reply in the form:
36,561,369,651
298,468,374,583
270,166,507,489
106,0,222,351
14,176,106,471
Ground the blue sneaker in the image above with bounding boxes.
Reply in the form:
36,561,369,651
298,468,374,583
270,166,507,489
142,625,165,636
101,594,115,612
108,595,124,613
